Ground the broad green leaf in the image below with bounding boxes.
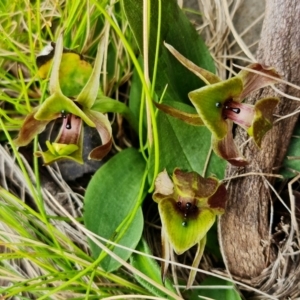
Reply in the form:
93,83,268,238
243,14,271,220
281,123,300,178
123,0,215,103
184,276,242,300
130,239,176,298
84,148,146,272
155,106,226,179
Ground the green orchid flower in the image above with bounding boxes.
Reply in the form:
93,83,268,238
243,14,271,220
157,43,281,166
153,168,227,288
14,35,112,164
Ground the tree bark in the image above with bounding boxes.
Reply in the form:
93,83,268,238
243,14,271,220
220,0,300,278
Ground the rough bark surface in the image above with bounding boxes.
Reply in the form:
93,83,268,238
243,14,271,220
220,0,300,278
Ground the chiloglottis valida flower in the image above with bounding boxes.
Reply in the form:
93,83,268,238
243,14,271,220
14,34,112,164
153,168,227,288
156,42,281,166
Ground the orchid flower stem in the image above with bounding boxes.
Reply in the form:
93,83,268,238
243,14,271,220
139,88,148,161
202,146,213,177
93,1,160,192
150,0,162,96
143,0,153,146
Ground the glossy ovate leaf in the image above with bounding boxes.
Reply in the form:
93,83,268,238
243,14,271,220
84,148,146,272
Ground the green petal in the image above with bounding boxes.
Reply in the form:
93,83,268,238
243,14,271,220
164,42,221,84
85,110,112,160
247,97,279,147
188,77,243,139
159,198,216,255
211,123,248,167
34,93,95,127
155,102,204,126
14,108,49,147
48,34,64,95
236,63,281,102
76,40,104,108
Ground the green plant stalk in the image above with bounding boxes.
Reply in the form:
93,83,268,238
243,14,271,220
34,0,43,50
150,0,162,96
17,67,31,112
92,0,160,190
139,88,148,161
85,268,97,300
143,0,152,149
